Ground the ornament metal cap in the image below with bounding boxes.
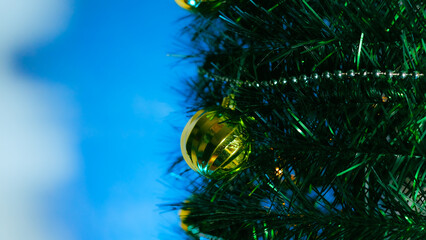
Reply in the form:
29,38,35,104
181,110,249,177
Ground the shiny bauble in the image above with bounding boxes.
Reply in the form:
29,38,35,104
175,0,203,10
179,207,191,232
179,203,223,239
181,110,250,178
175,0,219,11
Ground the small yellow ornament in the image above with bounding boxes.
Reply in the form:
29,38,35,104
179,207,191,232
181,110,250,178
179,202,224,239
175,0,200,10
174,0,217,11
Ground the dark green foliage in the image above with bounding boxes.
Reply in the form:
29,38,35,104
170,0,426,239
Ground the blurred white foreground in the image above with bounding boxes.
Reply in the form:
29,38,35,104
0,0,77,239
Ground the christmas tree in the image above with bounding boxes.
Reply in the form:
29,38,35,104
169,0,426,239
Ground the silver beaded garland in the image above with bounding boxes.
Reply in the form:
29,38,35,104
373,69,381,78
347,70,356,77
200,69,425,88
322,71,331,79
413,71,421,79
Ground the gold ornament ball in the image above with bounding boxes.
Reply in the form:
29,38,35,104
179,207,191,232
175,0,218,10
179,203,221,239
181,110,250,178
174,0,202,10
